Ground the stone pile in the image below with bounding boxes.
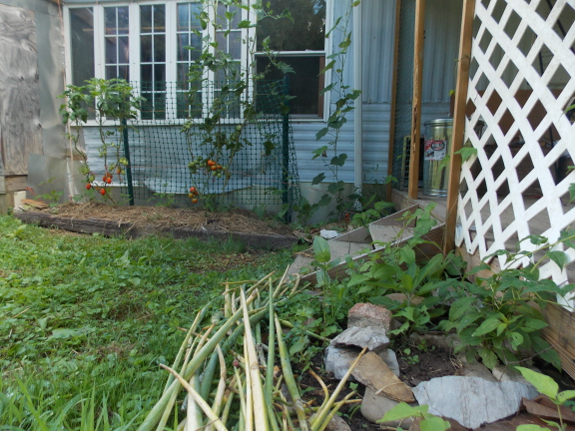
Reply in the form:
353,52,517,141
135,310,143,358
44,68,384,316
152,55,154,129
324,303,540,430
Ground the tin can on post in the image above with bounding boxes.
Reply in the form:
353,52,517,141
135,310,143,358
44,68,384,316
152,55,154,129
423,119,453,197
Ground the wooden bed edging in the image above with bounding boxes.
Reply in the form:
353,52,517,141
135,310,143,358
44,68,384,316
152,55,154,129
14,211,297,251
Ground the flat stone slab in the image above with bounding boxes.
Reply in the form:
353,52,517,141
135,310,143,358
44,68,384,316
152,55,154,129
413,376,539,429
14,211,297,250
331,326,390,353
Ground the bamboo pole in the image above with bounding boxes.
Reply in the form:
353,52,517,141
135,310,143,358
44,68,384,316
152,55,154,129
443,0,477,254
408,0,426,199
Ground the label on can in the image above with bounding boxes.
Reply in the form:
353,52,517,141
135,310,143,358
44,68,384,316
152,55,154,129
424,139,447,161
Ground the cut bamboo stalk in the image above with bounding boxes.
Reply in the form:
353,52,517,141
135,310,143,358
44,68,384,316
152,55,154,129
161,365,228,431
241,289,268,431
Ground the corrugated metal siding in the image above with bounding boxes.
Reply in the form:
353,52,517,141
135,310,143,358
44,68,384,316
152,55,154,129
362,103,391,182
422,0,463,103
292,103,391,184
362,0,397,104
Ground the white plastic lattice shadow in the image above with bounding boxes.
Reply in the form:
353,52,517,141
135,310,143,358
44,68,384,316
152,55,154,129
456,0,575,299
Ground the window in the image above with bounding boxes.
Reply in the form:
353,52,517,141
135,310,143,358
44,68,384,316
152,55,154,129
65,1,327,121
256,0,327,118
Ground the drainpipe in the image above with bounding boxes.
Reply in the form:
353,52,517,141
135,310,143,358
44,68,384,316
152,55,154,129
353,0,363,205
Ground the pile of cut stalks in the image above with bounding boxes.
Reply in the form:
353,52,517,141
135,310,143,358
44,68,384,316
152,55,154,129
137,269,364,431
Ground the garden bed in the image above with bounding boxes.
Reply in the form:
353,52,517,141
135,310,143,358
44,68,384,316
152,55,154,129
14,202,298,250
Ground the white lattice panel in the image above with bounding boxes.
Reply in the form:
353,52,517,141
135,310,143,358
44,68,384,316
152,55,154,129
456,0,575,299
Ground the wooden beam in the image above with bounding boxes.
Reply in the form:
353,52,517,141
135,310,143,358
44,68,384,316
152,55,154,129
386,0,402,201
408,0,426,200
443,0,476,254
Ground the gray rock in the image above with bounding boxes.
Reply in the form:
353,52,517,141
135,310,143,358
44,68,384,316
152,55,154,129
457,358,497,382
324,346,399,380
331,326,390,353
325,414,352,431
360,386,414,428
324,345,359,380
492,364,537,387
348,303,393,332
378,349,400,377
412,376,539,429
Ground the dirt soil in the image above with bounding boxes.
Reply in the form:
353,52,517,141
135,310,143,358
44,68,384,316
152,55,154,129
39,202,296,237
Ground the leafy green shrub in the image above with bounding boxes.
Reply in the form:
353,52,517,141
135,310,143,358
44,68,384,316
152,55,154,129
439,232,575,370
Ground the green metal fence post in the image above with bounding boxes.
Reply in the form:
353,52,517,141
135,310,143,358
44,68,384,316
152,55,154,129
122,118,135,206
282,76,291,223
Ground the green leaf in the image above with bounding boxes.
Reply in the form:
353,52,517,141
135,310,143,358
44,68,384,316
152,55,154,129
521,318,548,332
316,127,329,141
509,331,524,350
569,182,575,203
478,347,499,369
557,390,575,404
348,274,369,287
379,402,427,423
516,425,552,431
449,297,477,321
455,312,483,332
312,145,328,159
455,146,478,163
399,247,416,266
51,328,77,339
473,317,502,337
546,250,567,270
330,153,348,167
320,60,336,75
313,236,331,264
237,20,253,28
421,416,451,431
311,173,326,185
515,367,559,399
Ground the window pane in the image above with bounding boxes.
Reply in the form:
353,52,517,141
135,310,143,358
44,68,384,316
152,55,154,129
141,64,153,84
118,7,129,35
70,8,94,86
178,4,190,31
105,65,116,79
216,3,226,28
141,35,152,62
257,0,326,51
191,34,201,60
216,32,226,52
229,31,241,59
177,64,188,86
105,37,117,64
178,34,189,61
141,5,152,32
155,64,166,89
154,35,165,62
230,5,241,28
105,7,116,35
153,5,165,31
118,36,129,63
257,55,322,116
118,65,129,80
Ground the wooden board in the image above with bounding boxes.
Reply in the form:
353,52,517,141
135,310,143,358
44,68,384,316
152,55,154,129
300,223,445,284
14,211,297,251
541,303,575,381
0,4,42,175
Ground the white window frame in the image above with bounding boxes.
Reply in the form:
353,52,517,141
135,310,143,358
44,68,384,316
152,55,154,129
64,0,330,125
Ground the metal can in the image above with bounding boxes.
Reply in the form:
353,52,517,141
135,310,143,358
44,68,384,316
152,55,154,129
423,119,453,197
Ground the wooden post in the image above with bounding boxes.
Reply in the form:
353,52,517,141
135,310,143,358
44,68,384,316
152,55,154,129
386,0,402,201
443,0,476,254
408,0,426,200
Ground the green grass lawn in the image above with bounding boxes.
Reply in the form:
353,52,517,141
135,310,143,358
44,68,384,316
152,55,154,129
0,214,294,429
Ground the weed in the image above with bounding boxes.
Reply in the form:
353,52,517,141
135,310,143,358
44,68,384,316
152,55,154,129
0,214,293,428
